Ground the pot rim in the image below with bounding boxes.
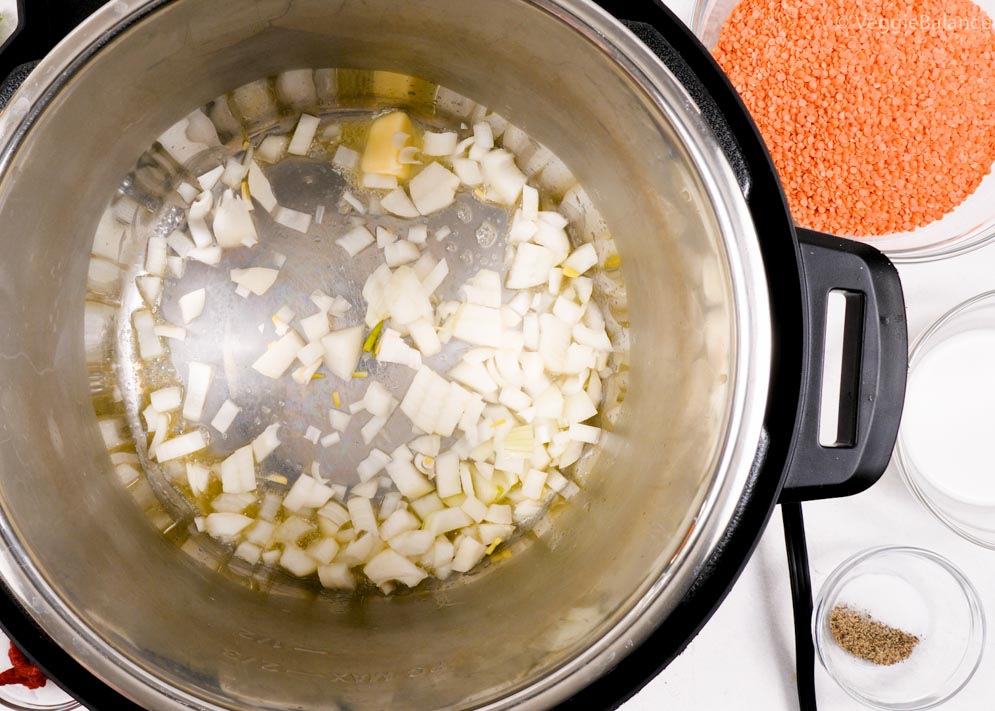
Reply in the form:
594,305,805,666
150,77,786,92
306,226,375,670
0,1,772,708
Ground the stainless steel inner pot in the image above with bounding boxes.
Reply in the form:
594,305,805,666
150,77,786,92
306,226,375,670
0,0,771,708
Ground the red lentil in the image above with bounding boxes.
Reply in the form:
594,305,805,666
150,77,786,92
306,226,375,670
714,0,995,236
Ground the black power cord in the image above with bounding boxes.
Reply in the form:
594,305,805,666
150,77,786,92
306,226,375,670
782,502,817,711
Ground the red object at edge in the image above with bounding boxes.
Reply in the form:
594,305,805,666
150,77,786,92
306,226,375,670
0,642,47,690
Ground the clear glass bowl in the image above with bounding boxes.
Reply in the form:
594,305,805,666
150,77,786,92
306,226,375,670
689,0,995,263
894,290,995,547
813,547,985,710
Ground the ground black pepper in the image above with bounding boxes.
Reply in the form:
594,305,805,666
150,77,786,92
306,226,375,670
829,605,920,666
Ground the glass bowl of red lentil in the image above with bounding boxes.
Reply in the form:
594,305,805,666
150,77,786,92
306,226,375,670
689,0,995,263
812,546,985,710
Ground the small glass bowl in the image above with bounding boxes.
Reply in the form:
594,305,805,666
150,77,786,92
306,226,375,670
689,0,995,263
813,547,985,710
894,290,995,548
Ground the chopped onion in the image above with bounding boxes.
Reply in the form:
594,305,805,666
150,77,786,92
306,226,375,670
205,512,253,539
342,191,366,214
384,240,420,267
522,185,539,220
145,236,167,276
252,423,282,461
452,158,483,186
507,243,557,289
274,206,312,234
348,497,379,534
421,258,450,295
188,245,223,266
453,304,503,348
364,549,427,588
155,430,207,462
533,220,571,264
563,390,597,423
211,399,241,434
166,229,195,258
408,318,442,357
561,243,598,277
288,113,320,155
385,458,434,499
407,224,428,245
336,225,375,256
133,309,163,360
410,162,460,215
247,161,278,212
230,267,278,295
380,188,420,218
221,156,250,190
181,361,212,422
299,311,331,343
363,173,399,190
167,257,185,280
462,269,502,308
329,409,352,431
150,386,182,413
480,149,526,204
320,325,364,380
434,226,452,241
186,462,210,497
422,131,458,156
257,135,289,163
363,381,397,417
376,329,422,369
376,226,397,248
219,445,256,494
252,331,305,379
360,415,388,445
319,432,340,448
136,275,162,307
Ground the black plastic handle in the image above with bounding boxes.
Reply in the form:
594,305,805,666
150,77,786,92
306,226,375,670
779,229,908,502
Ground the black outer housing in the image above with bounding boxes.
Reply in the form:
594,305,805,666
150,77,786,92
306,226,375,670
0,1,906,709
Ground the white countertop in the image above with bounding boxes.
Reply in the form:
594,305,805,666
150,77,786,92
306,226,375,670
624,2,995,709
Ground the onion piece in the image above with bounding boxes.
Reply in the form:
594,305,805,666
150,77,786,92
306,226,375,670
230,267,279,296
320,432,340,448
252,331,305,379
507,243,557,289
452,158,483,186
257,135,289,163
155,431,207,462
422,131,458,156
376,329,422,369
462,269,502,308
252,423,282,461
299,311,331,343
188,245,223,266
150,386,182,413
336,225,375,256
360,415,388,445
274,206,312,234
376,226,397,248
381,188,420,218
364,550,427,588
205,512,253,539
561,243,598,278
329,409,351,431
384,240,420,267
410,162,460,215
145,236,167,276
166,229,195,258
136,275,162,307
332,145,360,171
133,309,163,360
221,156,250,190
211,399,241,434
452,304,503,348
421,258,449,296
288,113,320,155
172,290,205,328
247,161,278,212
385,458,434,499
408,318,442,357
320,325,364,380
357,448,391,482
363,173,399,190
182,362,213,421
480,149,526,204
219,447,255,497
563,390,597,423
363,381,397,417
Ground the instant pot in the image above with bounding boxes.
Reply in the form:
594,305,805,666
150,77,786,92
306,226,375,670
0,0,907,709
